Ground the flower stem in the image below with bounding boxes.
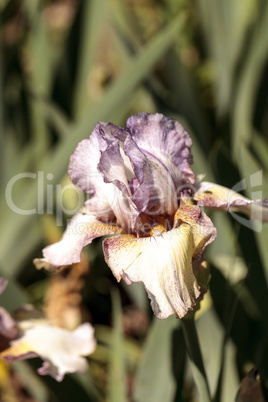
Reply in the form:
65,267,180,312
181,317,211,402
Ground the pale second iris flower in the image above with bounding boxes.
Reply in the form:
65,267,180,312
0,279,96,381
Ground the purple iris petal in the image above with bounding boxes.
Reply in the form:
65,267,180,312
68,113,196,233
126,113,195,188
125,134,177,219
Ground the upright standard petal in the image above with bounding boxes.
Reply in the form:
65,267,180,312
68,127,120,222
126,113,195,187
123,135,178,222
103,225,201,319
1,321,96,382
69,123,136,230
195,182,268,222
97,137,138,231
34,212,123,271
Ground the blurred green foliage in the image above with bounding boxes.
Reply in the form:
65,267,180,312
0,0,268,401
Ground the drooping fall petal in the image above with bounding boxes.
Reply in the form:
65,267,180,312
174,198,217,260
103,225,201,319
34,212,123,271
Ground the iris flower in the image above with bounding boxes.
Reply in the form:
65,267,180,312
0,278,96,381
34,113,268,319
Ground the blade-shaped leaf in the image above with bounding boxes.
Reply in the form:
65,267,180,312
134,316,184,402
108,288,127,402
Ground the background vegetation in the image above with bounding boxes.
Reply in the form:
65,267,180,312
0,0,268,401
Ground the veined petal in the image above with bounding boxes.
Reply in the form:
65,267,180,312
174,199,217,260
195,182,268,222
103,225,201,319
0,321,96,382
126,113,195,187
99,139,130,193
68,135,104,194
98,138,138,230
68,127,125,222
34,212,123,271
69,124,136,230
124,135,178,219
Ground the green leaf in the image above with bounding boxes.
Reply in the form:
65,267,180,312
134,316,184,402
72,0,104,119
70,12,186,138
238,145,268,285
196,308,239,401
94,324,141,369
23,0,53,158
0,279,29,312
252,131,268,171
11,361,49,402
232,6,268,158
198,0,258,116
71,372,102,402
108,288,127,402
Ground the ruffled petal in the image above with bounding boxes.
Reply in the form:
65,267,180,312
103,225,201,319
124,135,178,220
69,123,136,230
34,212,123,271
67,115,196,232
68,128,120,221
174,198,217,260
194,182,268,222
97,137,138,231
126,113,195,187
0,320,96,382
68,134,105,194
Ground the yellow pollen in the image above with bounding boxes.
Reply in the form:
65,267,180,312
150,225,167,237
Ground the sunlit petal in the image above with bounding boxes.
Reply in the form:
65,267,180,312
68,129,127,223
0,320,96,382
174,199,217,260
34,212,123,271
127,113,195,186
97,137,138,230
103,225,201,319
195,181,268,222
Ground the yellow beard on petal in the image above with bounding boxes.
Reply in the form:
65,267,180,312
0,341,33,358
150,225,167,237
